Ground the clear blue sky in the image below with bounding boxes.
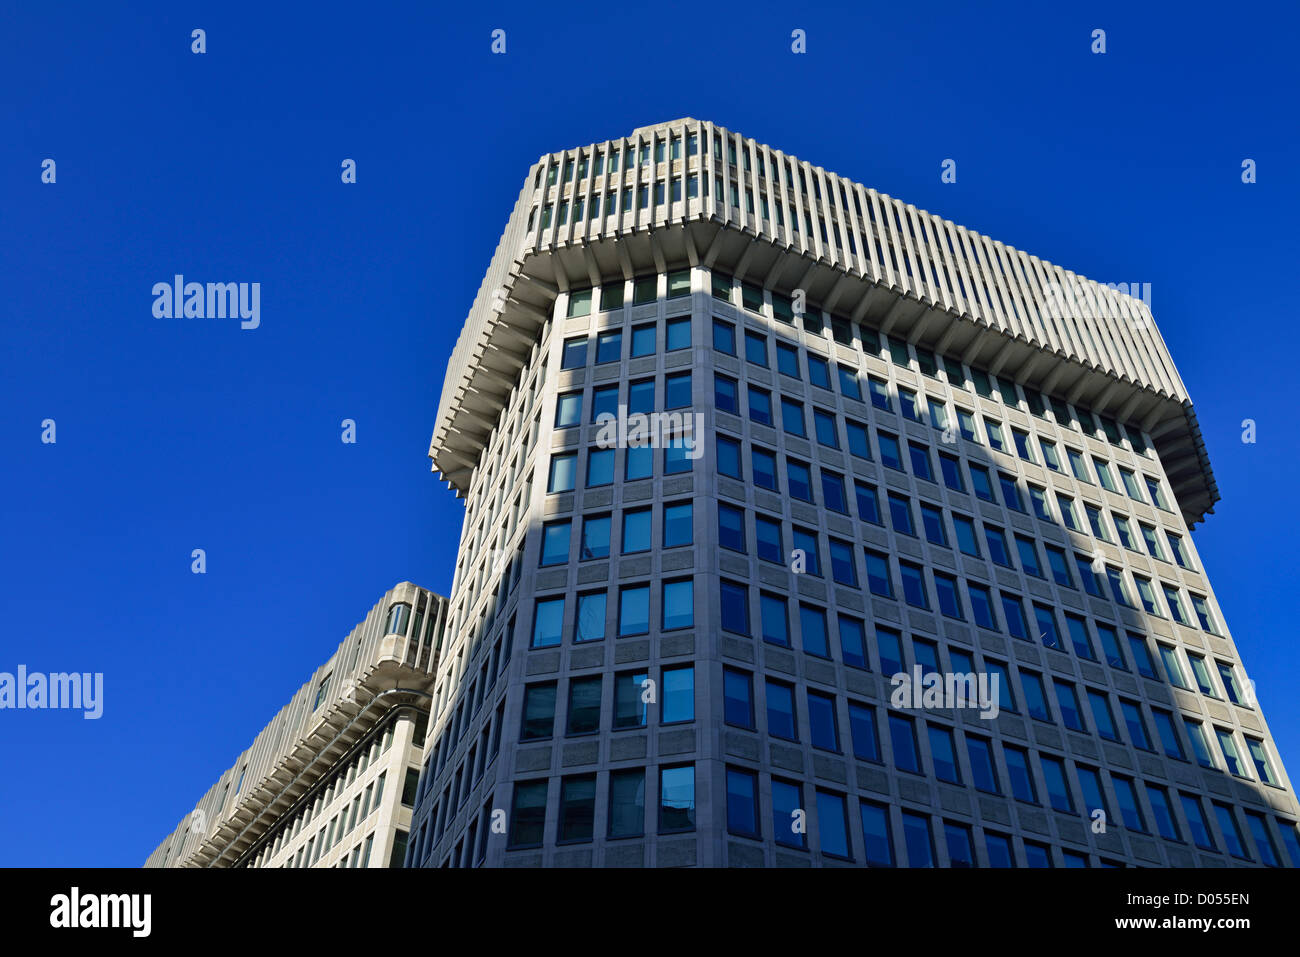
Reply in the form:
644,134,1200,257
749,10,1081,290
2,1,1297,866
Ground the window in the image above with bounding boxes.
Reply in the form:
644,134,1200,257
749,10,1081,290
1094,458,1118,493
662,579,693,631
608,769,645,838
1188,653,1217,697
531,598,564,648
808,691,840,752
1016,536,1042,578
998,474,1023,511
594,330,622,365
928,725,960,783
844,420,871,460
662,665,694,723
1005,746,1037,803
1041,439,1061,471
658,766,696,833
868,377,891,411
574,591,606,643
816,468,847,512
816,791,851,859
1158,644,1189,689
744,331,768,366
621,509,651,554
1214,804,1248,859
921,505,948,547
808,356,831,390
907,443,933,482
889,714,920,773
1041,756,1073,812
855,483,882,525
1057,494,1080,531
1145,476,1169,510
714,373,739,414
720,581,749,635
902,812,935,868
723,668,755,729
1087,690,1118,740
585,447,615,488
1067,448,1090,482
757,594,789,649
716,436,742,479
555,391,582,428
837,365,861,400
1076,766,1107,822
985,419,1006,453
1021,670,1050,721
718,503,745,552
712,318,736,354
813,409,839,449
899,562,928,608
956,407,977,441
508,780,547,848
1152,708,1184,760
1215,728,1247,777
1167,532,1190,568
899,388,922,422
558,775,597,843
787,460,812,501
591,384,619,422
629,324,657,358
1065,614,1093,659
860,801,895,866
1246,813,1281,866
747,386,772,426
617,585,649,636
664,371,691,409
879,633,904,679
661,501,693,549
1146,785,1180,841
887,493,915,537
1184,718,1215,768
567,289,592,317
968,584,996,630
1218,662,1244,706
666,316,690,350
828,540,856,587
969,465,994,501
581,514,610,560
847,701,879,761
666,269,690,299
766,679,797,740
966,735,999,793
939,454,963,492
1045,546,1072,587
751,514,781,564
1054,679,1084,731
1013,429,1034,462
521,683,557,740
561,337,588,369
772,780,806,849
780,397,806,437
1180,793,1215,850
613,671,649,730
776,342,799,378
1190,594,1217,633
600,281,624,310
952,514,979,557
566,676,602,735
792,527,821,576
984,525,1011,566
726,768,760,838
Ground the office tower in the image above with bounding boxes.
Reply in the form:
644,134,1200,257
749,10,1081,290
145,583,448,868
410,118,1299,868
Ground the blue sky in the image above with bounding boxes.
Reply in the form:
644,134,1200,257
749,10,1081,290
1,1,1297,866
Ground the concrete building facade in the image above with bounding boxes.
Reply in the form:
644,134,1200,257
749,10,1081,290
146,582,448,868
405,118,1300,868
